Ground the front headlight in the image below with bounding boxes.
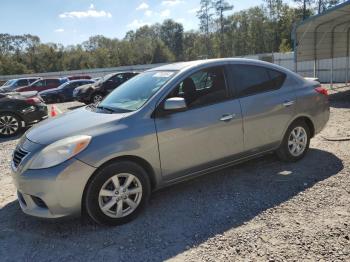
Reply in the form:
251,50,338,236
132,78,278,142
29,135,91,169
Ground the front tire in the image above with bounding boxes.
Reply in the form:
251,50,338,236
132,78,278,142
0,113,22,138
91,93,103,104
276,120,310,162
85,161,151,226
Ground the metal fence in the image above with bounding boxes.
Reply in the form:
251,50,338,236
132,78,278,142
0,52,349,83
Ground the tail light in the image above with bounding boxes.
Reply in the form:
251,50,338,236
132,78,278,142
314,86,328,96
25,97,41,105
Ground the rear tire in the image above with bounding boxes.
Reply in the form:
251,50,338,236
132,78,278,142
276,120,310,162
85,161,151,226
0,113,22,138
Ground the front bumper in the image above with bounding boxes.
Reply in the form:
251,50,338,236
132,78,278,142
12,158,96,218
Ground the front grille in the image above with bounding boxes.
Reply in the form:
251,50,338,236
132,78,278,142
13,147,29,168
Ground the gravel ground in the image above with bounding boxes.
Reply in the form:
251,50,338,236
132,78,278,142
0,87,349,261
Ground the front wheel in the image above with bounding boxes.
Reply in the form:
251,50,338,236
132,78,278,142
85,161,151,226
91,93,103,104
276,120,310,162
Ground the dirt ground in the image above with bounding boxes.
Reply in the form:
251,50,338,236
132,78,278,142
0,86,349,261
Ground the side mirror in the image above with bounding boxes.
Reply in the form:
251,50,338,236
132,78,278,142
163,97,187,111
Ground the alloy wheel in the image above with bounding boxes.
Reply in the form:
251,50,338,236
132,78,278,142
93,94,103,104
288,126,307,157
98,173,143,218
0,115,19,136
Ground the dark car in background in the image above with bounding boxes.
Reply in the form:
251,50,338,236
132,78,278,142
67,75,91,81
15,78,68,93
0,77,41,93
40,79,95,103
0,91,48,137
73,72,139,104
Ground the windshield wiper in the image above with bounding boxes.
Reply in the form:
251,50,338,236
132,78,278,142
96,105,117,113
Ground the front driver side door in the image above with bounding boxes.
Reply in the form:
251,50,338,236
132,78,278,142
155,66,244,180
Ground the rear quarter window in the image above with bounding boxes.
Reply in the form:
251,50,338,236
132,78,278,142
229,64,286,97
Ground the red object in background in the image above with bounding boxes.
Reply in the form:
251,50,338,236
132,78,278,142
25,97,41,105
16,78,66,93
315,86,328,96
50,105,58,117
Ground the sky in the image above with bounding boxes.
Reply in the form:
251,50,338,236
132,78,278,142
0,0,295,46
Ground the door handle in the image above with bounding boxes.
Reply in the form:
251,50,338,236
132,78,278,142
220,114,236,122
283,100,295,107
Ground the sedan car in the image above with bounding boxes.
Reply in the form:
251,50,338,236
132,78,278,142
0,77,41,93
11,59,329,226
39,80,95,103
0,91,48,137
73,72,139,104
15,78,68,93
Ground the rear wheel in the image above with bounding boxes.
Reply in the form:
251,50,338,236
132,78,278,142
0,113,22,137
85,161,151,226
276,120,310,162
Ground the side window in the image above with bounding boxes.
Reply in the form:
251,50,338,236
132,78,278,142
47,79,59,86
17,79,28,86
29,79,38,84
230,65,286,97
33,80,45,87
267,69,286,90
168,66,228,108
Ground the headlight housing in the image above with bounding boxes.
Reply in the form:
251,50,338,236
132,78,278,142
29,135,91,169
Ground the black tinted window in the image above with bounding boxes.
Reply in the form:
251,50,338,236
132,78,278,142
29,79,38,84
17,79,28,86
169,66,228,108
230,65,286,97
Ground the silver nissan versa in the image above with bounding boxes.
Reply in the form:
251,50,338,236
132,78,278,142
11,59,329,226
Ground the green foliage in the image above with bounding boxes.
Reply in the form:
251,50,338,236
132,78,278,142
0,1,345,75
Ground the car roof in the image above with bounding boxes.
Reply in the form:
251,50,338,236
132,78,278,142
67,79,94,83
147,58,290,73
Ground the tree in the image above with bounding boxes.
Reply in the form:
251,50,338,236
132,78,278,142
197,0,215,57
160,19,184,60
213,0,233,57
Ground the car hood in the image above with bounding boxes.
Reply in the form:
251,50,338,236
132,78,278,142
26,106,128,145
75,83,96,92
0,86,12,93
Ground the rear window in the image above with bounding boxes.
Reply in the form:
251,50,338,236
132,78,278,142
229,65,286,97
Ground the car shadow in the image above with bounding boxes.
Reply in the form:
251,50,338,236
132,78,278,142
329,87,350,109
0,134,22,144
0,149,343,261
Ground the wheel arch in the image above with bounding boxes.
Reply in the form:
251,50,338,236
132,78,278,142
289,115,315,138
81,155,157,214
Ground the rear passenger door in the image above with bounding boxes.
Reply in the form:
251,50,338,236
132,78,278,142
227,64,296,153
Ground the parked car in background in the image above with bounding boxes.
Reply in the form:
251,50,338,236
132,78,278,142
0,91,47,137
0,77,41,93
11,59,329,226
40,80,95,103
67,75,91,80
15,78,68,93
73,72,139,104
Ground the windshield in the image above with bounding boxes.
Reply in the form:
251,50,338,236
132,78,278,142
2,79,16,87
57,82,70,89
99,71,176,112
96,73,114,85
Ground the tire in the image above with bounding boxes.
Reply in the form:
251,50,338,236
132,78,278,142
0,113,23,138
91,93,103,104
85,161,151,226
276,120,310,162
